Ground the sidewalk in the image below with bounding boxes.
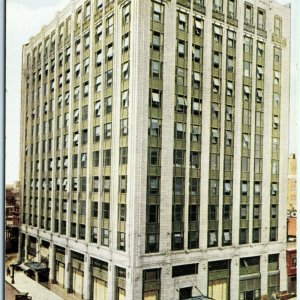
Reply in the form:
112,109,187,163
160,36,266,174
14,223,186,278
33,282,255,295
5,271,63,300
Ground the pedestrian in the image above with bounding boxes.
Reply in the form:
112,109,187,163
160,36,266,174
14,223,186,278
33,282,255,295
6,267,10,277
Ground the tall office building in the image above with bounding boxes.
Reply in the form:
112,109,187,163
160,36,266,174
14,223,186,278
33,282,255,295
19,0,290,299
287,153,296,210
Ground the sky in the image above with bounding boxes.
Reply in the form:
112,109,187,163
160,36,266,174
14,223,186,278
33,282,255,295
5,0,297,184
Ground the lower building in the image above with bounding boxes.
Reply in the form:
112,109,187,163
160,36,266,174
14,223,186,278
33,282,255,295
286,243,296,297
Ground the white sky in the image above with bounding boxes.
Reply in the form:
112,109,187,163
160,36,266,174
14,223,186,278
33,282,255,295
5,0,297,184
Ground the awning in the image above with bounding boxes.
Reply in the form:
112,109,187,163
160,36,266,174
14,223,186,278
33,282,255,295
24,261,49,272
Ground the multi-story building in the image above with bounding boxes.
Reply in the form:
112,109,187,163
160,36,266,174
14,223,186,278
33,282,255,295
287,153,296,210
19,0,290,299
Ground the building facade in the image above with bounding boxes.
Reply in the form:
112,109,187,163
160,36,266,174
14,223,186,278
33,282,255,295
287,153,296,210
19,0,290,299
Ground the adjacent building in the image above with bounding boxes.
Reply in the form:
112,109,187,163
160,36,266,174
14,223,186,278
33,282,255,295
19,0,291,299
6,182,20,252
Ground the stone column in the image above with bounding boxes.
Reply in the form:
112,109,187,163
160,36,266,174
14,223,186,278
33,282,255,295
65,248,71,293
83,254,91,300
260,253,268,299
230,256,239,300
107,262,115,300
49,242,55,283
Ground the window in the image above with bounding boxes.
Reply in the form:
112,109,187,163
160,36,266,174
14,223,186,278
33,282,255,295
227,30,236,48
176,67,186,86
93,151,100,167
95,23,102,42
120,119,128,136
102,149,111,166
73,132,79,146
94,101,101,117
241,156,249,172
106,43,113,61
178,12,187,31
244,4,253,25
210,179,219,196
84,58,90,73
225,130,233,146
106,69,113,87
102,202,110,219
242,133,250,148
121,90,129,108
85,2,91,20
118,232,126,251
244,36,252,53
194,18,203,36
152,2,163,23
149,118,160,136
211,103,220,119
193,72,201,89
74,86,80,101
106,15,113,35
241,181,248,195
83,82,89,97
272,160,279,175
257,9,265,30
81,153,87,168
103,176,110,192
149,148,160,165
213,25,222,43
271,182,278,196
81,129,88,145
226,105,233,121
256,89,263,103
104,123,112,139
101,228,109,246
274,71,280,85
228,0,235,18
149,89,161,108
75,63,80,78
273,93,280,108
192,44,201,63
95,75,101,92
84,33,90,49
76,9,82,26
72,177,78,191
270,227,277,241
257,41,264,57
75,39,81,55
243,61,252,78
152,31,161,51
210,153,220,170
93,126,100,142
213,0,222,12
191,98,201,115
208,231,217,246
226,81,234,97
119,176,127,193
173,204,183,220
123,4,130,25
82,105,88,121
243,85,251,101
224,155,232,171
122,33,129,52
178,40,186,58
174,149,185,167
227,55,234,72
240,205,248,219
224,180,232,195
175,122,186,140
274,16,281,37
104,96,112,114
212,77,220,93
253,205,260,219
257,65,263,80
191,125,201,142
273,115,279,129
254,182,261,196
73,154,78,168
120,147,128,164
122,61,129,80
149,176,159,195
119,204,126,222
211,128,219,144
93,176,99,192
223,204,230,220
150,60,162,78
240,228,248,244
96,0,103,11
274,47,281,64
176,95,187,113
213,51,220,69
